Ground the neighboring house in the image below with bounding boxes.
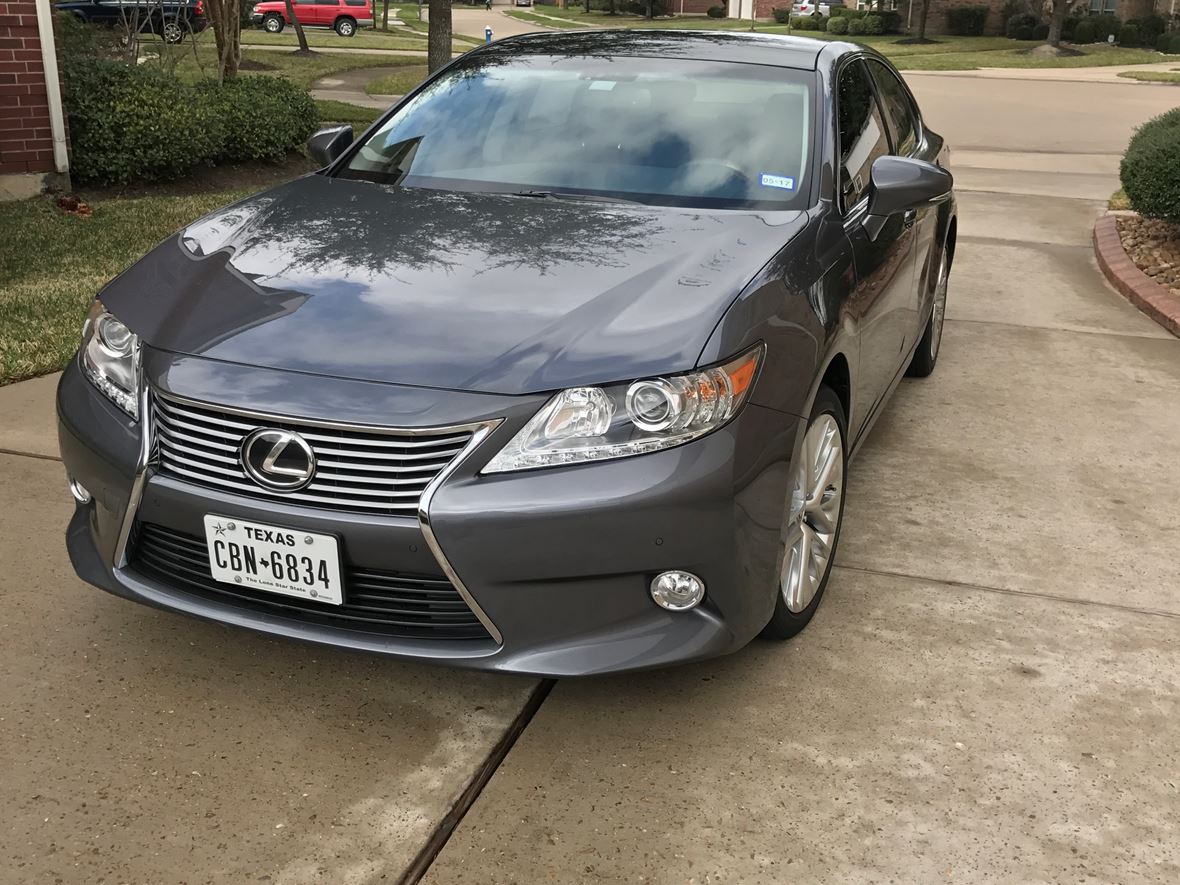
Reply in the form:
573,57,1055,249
0,0,69,200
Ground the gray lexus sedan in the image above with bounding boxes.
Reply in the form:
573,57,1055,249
57,31,956,676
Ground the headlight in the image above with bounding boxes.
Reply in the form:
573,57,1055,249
483,345,762,473
80,301,141,419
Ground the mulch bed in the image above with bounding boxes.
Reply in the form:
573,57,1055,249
1116,215,1180,298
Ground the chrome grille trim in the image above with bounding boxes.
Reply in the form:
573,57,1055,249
151,391,474,515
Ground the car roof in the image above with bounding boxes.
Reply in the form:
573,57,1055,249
477,30,845,72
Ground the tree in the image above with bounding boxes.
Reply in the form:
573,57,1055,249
1046,0,1069,47
284,0,312,52
915,0,932,41
427,0,451,73
382,0,391,30
203,0,241,80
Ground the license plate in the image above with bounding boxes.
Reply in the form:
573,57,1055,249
203,515,343,605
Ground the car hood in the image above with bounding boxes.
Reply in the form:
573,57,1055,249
100,175,805,395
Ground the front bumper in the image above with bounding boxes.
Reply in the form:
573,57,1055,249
58,353,801,677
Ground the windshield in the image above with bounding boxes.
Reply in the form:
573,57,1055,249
340,55,814,210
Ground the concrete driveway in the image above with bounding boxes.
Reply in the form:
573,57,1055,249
1,75,1178,883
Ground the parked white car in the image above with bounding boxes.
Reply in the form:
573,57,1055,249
792,1,844,14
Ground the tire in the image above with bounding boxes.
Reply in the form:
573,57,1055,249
263,13,285,33
161,18,184,44
761,385,848,641
907,245,950,378
334,17,356,36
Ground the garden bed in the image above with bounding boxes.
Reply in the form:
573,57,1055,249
1116,215,1180,296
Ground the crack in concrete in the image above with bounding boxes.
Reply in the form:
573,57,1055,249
834,563,1180,622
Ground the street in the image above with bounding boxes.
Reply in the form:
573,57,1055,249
1,70,1178,883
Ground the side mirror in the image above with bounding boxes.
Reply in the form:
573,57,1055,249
307,125,354,168
866,155,953,220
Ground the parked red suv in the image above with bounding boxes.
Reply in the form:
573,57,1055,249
251,0,372,37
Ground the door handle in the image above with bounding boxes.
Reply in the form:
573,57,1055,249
902,209,917,228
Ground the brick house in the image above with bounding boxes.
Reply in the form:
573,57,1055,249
0,0,69,200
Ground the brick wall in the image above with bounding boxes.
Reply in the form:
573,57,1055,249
0,0,55,176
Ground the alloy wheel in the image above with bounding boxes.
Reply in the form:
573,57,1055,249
163,21,182,42
265,16,282,31
781,413,844,613
929,251,948,362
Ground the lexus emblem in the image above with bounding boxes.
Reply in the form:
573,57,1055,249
241,429,316,491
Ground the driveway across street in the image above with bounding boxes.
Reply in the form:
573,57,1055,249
1,71,1178,882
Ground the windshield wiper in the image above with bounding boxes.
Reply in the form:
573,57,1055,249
509,190,646,207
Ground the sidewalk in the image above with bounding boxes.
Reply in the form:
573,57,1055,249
916,59,1180,84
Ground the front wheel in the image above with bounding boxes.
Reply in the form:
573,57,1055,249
161,18,184,43
334,17,356,36
907,246,949,378
761,386,848,641
263,13,284,33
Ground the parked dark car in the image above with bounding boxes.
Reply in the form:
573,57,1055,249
55,0,207,43
58,31,956,677
251,0,373,37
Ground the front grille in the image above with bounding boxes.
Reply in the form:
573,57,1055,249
130,522,491,640
151,393,473,515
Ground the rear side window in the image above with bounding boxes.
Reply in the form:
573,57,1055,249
866,59,918,156
836,59,889,211
344,0,367,5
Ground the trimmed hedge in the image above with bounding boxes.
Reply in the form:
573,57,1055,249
1120,107,1180,224
1118,22,1140,46
706,4,725,16
946,5,988,36
791,13,825,29
826,14,848,33
1073,18,1095,43
1005,13,1038,39
1032,22,1048,40
846,16,866,34
62,59,319,185
198,76,318,163
1089,13,1120,42
862,13,883,34
63,61,223,185
772,6,790,22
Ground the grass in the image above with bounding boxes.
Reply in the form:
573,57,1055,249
892,44,1180,71
167,43,422,88
1118,68,1180,83
0,191,257,385
365,64,427,95
315,98,384,126
504,10,593,28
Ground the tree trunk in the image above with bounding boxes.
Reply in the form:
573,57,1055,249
284,0,311,51
916,0,930,40
427,0,451,73
645,0,653,17
382,0,390,30
205,0,241,80
1047,0,1068,46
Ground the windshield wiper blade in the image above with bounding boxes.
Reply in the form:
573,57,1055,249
509,190,646,207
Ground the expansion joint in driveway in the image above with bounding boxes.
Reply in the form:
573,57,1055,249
0,446,60,463
398,678,557,884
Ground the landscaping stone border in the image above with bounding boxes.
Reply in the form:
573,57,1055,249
1093,214,1180,337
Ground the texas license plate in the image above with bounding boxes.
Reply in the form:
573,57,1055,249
203,515,343,605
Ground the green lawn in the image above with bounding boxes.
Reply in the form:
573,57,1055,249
168,44,422,88
365,64,427,95
1118,68,1180,83
315,98,384,126
0,191,255,385
504,10,593,28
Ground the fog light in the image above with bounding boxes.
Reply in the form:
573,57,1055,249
68,477,91,504
650,571,705,611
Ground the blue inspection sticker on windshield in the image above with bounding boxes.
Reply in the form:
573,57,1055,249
759,173,796,191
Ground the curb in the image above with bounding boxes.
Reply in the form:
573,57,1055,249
1093,214,1180,337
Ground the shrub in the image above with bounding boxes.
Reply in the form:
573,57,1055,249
1090,13,1119,42
1118,22,1140,46
1156,32,1170,52
826,14,848,33
946,5,988,36
878,10,902,33
792,13,824,30
1061,15,1080,41
832,6,864,17
1170,34,1180,54
1005,12,1038,39
1073,18,1095,43
772,6,790,22
62,59,222,184
198,76,319,163
846,16,866,34
1032,22,1048,39
861,13,883,34
1129,14,1166,45
1120,106,1180,223
706,3,726,16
